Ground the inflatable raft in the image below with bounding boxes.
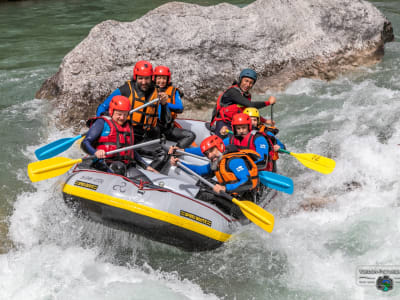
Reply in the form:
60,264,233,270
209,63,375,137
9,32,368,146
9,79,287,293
61,119,278,251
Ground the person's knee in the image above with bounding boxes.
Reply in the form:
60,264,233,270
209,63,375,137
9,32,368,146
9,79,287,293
109,161,127,176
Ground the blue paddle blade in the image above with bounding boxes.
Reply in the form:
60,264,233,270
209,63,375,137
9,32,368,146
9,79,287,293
35,135,82,160
259,171,294,194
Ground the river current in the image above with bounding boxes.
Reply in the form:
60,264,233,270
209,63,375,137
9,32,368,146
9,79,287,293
0,0,399,299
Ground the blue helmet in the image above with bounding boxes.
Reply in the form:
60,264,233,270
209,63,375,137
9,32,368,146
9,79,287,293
239,68,257,83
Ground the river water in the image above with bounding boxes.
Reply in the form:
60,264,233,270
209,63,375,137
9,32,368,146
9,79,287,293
0,0,399,299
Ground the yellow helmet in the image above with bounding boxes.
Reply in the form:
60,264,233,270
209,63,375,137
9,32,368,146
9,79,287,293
243,107,260,119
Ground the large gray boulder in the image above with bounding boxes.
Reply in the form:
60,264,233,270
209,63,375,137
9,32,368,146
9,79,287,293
36,0,393,127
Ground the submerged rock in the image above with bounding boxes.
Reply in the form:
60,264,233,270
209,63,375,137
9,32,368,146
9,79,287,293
36,0,393,128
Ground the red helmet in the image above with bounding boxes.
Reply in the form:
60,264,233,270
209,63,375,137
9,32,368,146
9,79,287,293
133,60,153,80
109,95,131,116
200,135,225,154
231,113,252,131
153,66,171,83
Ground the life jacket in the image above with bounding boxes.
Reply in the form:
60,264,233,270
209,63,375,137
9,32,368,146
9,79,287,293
228,130,276,172
126,80,159,131
210,84,251,126
258,123,280,136
87,116,135,163
215,146,259,193
163,85,179,120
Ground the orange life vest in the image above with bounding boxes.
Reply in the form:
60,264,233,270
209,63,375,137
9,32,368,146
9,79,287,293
215,148,259,192
164,85,178,120
126,81,159,131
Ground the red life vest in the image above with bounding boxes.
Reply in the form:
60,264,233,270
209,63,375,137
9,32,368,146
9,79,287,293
89,116,135,163
228,131,275,171
210,84,251,126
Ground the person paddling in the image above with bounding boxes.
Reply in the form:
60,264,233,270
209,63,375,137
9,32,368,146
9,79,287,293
82,96,158,175
170,135,260,215
153,65,196,148
210,68,276,138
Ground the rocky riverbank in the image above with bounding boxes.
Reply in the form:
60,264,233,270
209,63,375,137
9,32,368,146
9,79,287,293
36,0,394,128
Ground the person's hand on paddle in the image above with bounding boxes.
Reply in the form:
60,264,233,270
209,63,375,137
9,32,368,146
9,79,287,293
159,92,168,105
170,156,179,166
168,146,184,155
95,149,106,159
273,144,280,152
146,166,159,173
213,184,226,194
264,119,276,126
267,96,276,105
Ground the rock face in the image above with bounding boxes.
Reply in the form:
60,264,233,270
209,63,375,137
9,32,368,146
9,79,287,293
36,0,393,127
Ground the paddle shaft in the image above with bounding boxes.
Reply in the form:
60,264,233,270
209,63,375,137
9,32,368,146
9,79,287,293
88,138,164,159
177,162,234,200
174,149,209,162
129,98,159,115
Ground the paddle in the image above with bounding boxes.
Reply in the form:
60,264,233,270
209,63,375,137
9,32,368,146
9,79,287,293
35,131,89,160
279,149,336,174
28,138,164,182
176,162,274,233
34,98,161,161
258,171,293,194
174,149,209,162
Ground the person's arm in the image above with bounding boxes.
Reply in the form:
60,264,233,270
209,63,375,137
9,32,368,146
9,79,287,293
223,89,272,109
167,90,183,113
96,89,122,116
81,119,105,155
180,161,212,176
266,132,285,149
184,146,204,156
253,135,270,165
225,158,252,192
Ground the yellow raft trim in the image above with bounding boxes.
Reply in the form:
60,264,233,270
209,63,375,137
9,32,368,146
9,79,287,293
63,184,232,243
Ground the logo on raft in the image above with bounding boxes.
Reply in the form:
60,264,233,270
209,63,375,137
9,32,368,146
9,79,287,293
376,275,393,292
74,180,99,191
180,210,212,227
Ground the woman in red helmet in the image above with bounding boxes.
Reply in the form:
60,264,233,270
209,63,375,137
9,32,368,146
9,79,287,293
82,95,158,175
153,65,196,148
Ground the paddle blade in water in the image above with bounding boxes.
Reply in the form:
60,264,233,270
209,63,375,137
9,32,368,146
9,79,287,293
259,171,294,194
231,198,274,233
35,135,82,160
292,153,336,174
28,157,82,182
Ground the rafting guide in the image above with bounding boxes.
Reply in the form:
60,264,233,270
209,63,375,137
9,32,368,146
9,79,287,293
210,68,276,138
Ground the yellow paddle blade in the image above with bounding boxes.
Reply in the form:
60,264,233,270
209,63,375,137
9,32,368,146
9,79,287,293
231,198,275,233
291,152,336,174
28,157,83,182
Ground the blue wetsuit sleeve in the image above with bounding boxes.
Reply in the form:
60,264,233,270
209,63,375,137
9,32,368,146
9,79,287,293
180,161,212,176
225,158,251,192
267,132,286,149
82,119,105,155
167,90,183,113
184,146,204,156
96,89,122,116
253,135,270,164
